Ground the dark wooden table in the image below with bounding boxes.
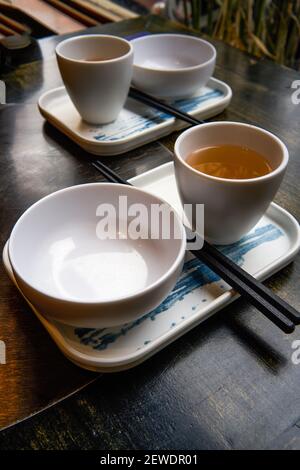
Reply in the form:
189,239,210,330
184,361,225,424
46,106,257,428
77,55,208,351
0,15,300,450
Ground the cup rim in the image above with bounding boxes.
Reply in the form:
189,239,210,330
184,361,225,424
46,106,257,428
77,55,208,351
132,34,216,73
55,34,133,65
174,121,289,184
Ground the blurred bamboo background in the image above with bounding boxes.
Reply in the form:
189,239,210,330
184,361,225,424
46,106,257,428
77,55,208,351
1,0,299,69
174,0,300,70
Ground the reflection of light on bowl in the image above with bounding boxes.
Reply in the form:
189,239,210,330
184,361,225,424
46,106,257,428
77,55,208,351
9,183,186,328
132,34,216,99
50,239,149,301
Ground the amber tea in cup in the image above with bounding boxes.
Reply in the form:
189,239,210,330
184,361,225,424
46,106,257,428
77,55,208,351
186,145,272,180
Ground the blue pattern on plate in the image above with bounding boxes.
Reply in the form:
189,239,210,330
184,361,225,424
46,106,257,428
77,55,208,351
93,89,223,142
74,223,283,350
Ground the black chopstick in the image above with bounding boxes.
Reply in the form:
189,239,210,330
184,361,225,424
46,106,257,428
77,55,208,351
203,240,300,325
189,246,295,333
92,159,297,334
92,161,124,185
129,87,204,126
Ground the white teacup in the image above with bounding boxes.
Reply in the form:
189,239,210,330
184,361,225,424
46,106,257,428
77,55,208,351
56,34,133,124
174,122,289,245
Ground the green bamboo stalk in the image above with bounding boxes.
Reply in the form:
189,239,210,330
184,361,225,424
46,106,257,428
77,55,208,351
191,0,201,30
234,2,241,46
286,0,300,67
275,0,290,64
184,0,300,70
237,1,249,51
207,0,214,35
227,0,237,43
265,1,277,55
214,0,228,39
183,0,189,26
255,0,267,36
252,0,267,54
247,0,254,52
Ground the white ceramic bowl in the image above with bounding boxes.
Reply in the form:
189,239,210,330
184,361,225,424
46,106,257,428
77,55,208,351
9,183,186,328
131,34,216,99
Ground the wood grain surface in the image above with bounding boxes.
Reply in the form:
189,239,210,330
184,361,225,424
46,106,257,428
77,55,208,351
0,15,300,449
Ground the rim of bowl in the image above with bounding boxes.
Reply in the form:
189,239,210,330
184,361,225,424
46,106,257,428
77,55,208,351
55,34,133,64
174,121,289,184
9,183,186,305
132,34,216,72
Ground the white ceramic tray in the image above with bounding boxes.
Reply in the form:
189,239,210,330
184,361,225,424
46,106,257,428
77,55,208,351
3,162,300,372
38,78,232,156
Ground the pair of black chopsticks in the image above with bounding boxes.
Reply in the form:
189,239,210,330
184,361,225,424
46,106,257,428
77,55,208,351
91,87,300,334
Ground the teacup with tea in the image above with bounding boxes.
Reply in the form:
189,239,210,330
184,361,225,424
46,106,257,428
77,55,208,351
174,122,289,244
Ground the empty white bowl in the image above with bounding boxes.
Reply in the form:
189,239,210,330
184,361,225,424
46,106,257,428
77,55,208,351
131,34,216,99
9,183,186,328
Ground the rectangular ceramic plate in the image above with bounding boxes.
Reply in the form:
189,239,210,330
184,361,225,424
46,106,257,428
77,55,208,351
3,162,300,372
38,78,232,156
